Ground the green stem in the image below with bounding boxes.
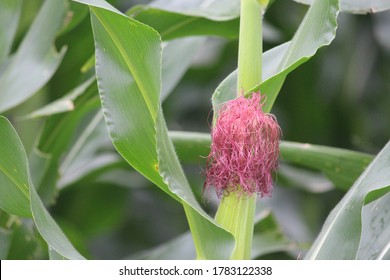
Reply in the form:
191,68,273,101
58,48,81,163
215,192,256,259
215,0,264,260
237,0,263,96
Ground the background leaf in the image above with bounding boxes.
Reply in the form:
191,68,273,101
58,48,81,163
357,192,390,259
251,209,298,259
128,5,239,40
306,140,390,259
0,0,67,113
0,0,22,64
0,116,31,217
292,0,390,14
57,114,116,188
0,116,84,259
128,0,281,42
161,37,206,100
280,141,372,190
29,80,100,204
3,219,47,259
146,0,240,21
55,28,206,191
23,77,96,119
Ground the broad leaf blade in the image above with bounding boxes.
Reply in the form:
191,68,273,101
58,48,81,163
82,0,234,259
0,0,22,64
0,116,84,259
212,0,339,113
292,0,390,14
306,140,390,259
89,5,169,196
251,207,298,259
0,0,67,113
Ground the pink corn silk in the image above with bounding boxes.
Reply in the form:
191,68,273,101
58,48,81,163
205,93,281,198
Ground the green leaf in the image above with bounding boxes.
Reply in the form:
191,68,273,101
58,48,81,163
157,113,234,259
292,0,390,14
0,0,67,113
22,76,96,119
0,227,12,259
6,219,47,259
357,192,390,259
213,0,339,113
30,81,100,204
169,131,372,190
128,5,239,40
0,116,84,259
252,231,295,259
146,0,240,21
0,0,22,64
49,247,67,260
29,184,84,259
58,1,90,36
280,142,373,190
78,0,234,259
306,140,390,259
0,116,31,217
57,38,204,190
161,37,206,100
277,164,334,193
127,207,296,260
87,3,169,195
78,37,203,101
127,232,196,260
58,115,121,189
251,209,298,259
169,131,211,164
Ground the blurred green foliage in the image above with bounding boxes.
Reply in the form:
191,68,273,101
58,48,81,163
1,0,390,259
